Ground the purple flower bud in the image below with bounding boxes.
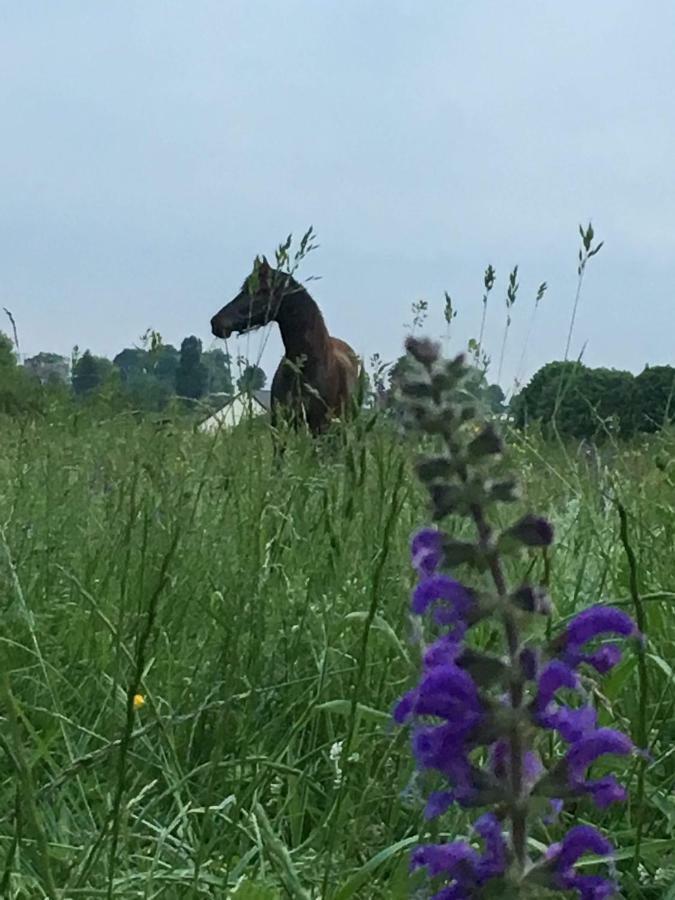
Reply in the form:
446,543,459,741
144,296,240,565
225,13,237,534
512,584,552,615
519,647,539,680
411,528,443,577
504,514,554,547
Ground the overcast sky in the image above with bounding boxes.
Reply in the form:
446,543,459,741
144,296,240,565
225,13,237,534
1,1,673,388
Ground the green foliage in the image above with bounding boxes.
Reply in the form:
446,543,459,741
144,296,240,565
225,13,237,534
175,335,208,399
635,365,675,433
71,349,114,397
0,413,672,897
237,363,266,395
0,330,16,367
511,360,651,439
23,351,70,384
203,347,234,395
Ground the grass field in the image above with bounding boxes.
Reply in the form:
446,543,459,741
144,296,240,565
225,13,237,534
1,407,674,898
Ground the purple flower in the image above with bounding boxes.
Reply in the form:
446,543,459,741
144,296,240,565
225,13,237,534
565,607,637,648
395,663,483,729
412,574,474,624
490,739,543,789
424,790,455,820
473,813,508,881
533,661,599,742
564,728,633,790
558,606,638,674
413,724,480,805
423,634,465,668
411,528,443,576
535,660,579,710
411,815,507,898
547,705,598,744
546,825,616,899
583,775,627,809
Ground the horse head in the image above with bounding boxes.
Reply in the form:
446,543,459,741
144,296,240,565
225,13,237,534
211,256,287,339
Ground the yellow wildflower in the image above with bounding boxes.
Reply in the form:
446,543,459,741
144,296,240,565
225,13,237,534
133,693,145,710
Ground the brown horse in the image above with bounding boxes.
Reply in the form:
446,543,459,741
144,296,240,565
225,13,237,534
210,257,361,437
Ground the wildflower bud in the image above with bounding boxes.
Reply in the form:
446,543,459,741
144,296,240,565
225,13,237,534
467,424,503,460
457,648,509,687
415,456,453,483
500,515,554,550
511,585,552,616
405,336,440,366
429,483,467,518
400,379,433,400
442,538,482,568
488,479,520,504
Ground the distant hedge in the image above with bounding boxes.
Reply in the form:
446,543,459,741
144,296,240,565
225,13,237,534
511,361,675,439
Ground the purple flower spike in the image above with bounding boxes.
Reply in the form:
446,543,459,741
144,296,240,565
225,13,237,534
565,728,633,786
411,528,443,576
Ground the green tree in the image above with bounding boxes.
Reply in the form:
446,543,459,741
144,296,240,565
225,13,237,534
511,361,637,439
152,344,180,387
24,352,70,384
72,351,113,397
237,364,266,395
175,336,208,399
0,331,16,368
203,348,234,395
634,365,675,433
113,348,149,383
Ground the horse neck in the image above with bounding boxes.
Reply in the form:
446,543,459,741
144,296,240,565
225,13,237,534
276,283,330,363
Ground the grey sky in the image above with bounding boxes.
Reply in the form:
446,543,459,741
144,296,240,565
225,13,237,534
1,1,673,388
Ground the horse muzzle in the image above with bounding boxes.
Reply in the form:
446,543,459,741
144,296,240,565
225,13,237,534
211,318,233,339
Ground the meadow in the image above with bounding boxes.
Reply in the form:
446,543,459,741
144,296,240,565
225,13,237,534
1,405,674,898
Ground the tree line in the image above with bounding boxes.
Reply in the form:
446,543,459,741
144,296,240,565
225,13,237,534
511,360,675,437
0,331,266,416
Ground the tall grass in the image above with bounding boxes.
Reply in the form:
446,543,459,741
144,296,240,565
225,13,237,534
0,408,674,898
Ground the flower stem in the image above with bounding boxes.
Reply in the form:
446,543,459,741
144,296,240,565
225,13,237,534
468,499,528,872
